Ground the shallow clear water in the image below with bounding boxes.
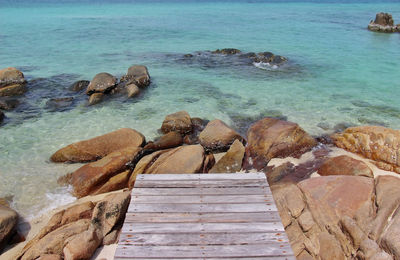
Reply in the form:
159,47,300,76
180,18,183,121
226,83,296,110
1,0,400,218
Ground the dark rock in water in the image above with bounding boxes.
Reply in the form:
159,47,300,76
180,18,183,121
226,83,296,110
0,98,19,110
272,55,287,65
368,13,399,33
258,52,274,60
0,110,4,123
212,48,241,55
70,80,90,92
45,97,74,112
88,93,104,106
120,65,150,88
333,122,354,133
317,122,330,131
239,52,257,59
86,73,117,95
183,54,193,58
0,84,27,97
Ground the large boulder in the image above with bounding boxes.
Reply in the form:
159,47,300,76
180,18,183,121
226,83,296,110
199,119,243,151
373,12,394,26
0,67,26,91
0,204,18,251
368,13,399,33
63,228,101,260
332,125,400,174
318,155,373,178
0,84,27,97
161,111,192,134
50,128,145,163
125,65,150,88
70,146,141,197
129,145,205,187
244,118,316,170
209,139,245,173
144,131,183,151
86,72,117,95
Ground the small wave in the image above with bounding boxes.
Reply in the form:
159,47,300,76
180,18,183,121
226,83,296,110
253,61,279,70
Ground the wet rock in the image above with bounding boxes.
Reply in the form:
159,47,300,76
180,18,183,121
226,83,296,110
318,155,373,178
144,131,183,151
368,13,399,33
88,92,104,106
45,97,74,112
0,204,18,252
70,146,142,197
121,65,150,88
69,80,90,92
244,118,316,171
21,219,91,260
130,145,204,179
331,125,400,173
63,227,101,260
50,128,145,163
92,170,131,196
0,110,4,124
86,72,117,95
209,139,245,173
161,110,192,134
212,48,241,55
91,191,131,238
0,98,19,110
0,67,26,89
0,84,27,97
126,83,140,98
199,119,243,151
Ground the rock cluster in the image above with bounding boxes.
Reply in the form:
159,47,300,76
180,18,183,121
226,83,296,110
85,65,150,106
368,12,400,33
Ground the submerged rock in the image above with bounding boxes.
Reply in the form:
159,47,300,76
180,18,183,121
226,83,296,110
318,155,373,178
86,72,117,95
45,97,74,112
368,12,399,33
69,80,90,92
199,119,243,151
0,84,27,97
244,118,316,171
212,48,241,55
332,125,400,174
0,98,19,110
50,128,145,163
161,110,193,134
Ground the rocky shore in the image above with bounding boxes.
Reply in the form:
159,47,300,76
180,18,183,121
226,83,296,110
368,12,400,33
1,109,400,259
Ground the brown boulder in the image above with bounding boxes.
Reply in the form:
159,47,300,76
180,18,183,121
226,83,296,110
245,118,316,170
91,191,131,238
209,139,245,173
0,204,18,251
71,147,141,197
0,84,27,97
126,83,140,98
161,111,192,134
144,131,183,151
132,144,204,174
318,155,373,178
374,12,394,26
126,65,150,88
63,228,101,260
92,170,131,195
0,67,26,88
21,219,90,260
50,128,145,163
69,80,90,92
88,93,104,106
332,126,400,173
86,72,117,95
199,119,243,151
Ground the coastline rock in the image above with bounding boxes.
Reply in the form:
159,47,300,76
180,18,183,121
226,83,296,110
318,155,373,178
331,125,400,174
69,80,90,92
0,98,19,110
36,255,62,260
199,119,243,151
70,146,142,197
161,110,192,134
144,131,183,151
0,67,26,88
63,228,101,260
50,128,145,163
0,84,27,97
121,65,150,88
244,118,316,171
0,110,4,123
209,139,245,173
92,170,131,196
380,211,400,259
88,92,104,106
254,52,288,65
368,13,399,33
45,97,74,112
86,72,117,95
212,48,241,55
0,204,18,252
126,83,140,98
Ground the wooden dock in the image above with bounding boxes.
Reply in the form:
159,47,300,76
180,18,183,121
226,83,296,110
115,173,294,259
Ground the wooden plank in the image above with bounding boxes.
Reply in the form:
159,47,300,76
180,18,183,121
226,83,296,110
114,244,293,258
124,212,281,223
130,195,274,204
127,203,278,213
119,232,290,246
115,257,294,260
135,173,266,180
131,187,271,196
121,222,285,233
134,179,268,188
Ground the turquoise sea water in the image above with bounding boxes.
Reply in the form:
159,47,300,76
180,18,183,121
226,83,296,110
1,0,400,218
